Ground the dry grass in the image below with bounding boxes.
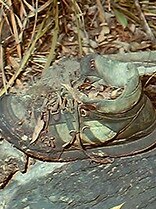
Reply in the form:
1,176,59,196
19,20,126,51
0,0,156,95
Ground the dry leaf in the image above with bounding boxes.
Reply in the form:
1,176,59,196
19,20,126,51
9,56,20,70
31,116,45,144
109,202,125,209
97,26,110,43
89,39,98,49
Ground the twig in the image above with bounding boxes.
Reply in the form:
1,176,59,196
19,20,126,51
72,0,84,56
134,0,156,43
0,10,7,94
96,0,106,24
24,0,39,42
7,0,22,59
96,0,110,36
0,43,7,94
103,50,156,63
43,0,59,72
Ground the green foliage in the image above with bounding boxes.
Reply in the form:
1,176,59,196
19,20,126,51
114,9,128,28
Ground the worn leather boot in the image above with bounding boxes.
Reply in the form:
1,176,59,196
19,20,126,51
0,56,156,162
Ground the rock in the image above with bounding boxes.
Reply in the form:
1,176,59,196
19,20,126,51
0,150,156,209
0,139,26,189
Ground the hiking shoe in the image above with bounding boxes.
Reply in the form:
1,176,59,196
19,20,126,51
0,56,156,162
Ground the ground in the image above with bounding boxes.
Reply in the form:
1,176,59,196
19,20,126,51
0,1,156,209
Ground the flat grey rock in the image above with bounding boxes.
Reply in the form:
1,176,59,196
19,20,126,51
0,150,156,209
0,161,65,209
0,139,26,189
